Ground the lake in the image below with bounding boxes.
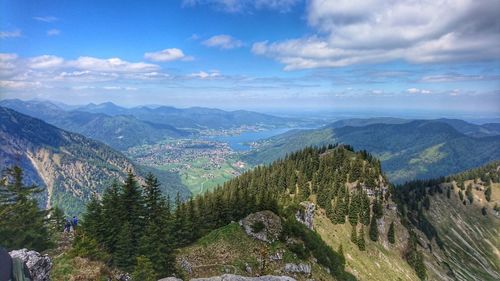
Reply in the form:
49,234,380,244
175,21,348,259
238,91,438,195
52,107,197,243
204,127,297,152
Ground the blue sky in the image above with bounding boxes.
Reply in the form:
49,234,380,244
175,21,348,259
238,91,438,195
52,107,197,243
0,0,499,116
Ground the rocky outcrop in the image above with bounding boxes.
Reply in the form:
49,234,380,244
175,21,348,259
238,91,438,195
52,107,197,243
9,249,52,281
295,202,315,230
283,263,311,275
158,278,183,281
239,211,282,243
191,274,296,281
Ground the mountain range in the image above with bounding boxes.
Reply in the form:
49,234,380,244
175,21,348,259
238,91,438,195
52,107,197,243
0,106,190,215
244,119,500,183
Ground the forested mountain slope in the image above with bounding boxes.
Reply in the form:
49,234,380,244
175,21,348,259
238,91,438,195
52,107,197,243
244,120,500,183
0,106,189,214
0,99,189,150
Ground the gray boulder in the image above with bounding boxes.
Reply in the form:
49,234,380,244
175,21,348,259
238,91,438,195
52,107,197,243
295,202,315,230
9,249,52,281
239,211,282,243
192,274,296,281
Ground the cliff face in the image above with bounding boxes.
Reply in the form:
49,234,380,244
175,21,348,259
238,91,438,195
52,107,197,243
0,106,189,215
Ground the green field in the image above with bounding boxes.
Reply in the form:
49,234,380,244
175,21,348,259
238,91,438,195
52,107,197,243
160,156,248,195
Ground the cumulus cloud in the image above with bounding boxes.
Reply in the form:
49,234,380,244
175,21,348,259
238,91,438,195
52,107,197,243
33,16,58,23
47,29,61,36
203,35,243,49
182,0,299,13
252,0,500,70
144,48,193,62
0,30,21,39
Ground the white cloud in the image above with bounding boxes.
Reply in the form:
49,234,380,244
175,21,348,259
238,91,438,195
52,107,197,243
202,35,243,49
407,88,431,94
0,80,42,89
69,57,159,72
0,30,21,39
33,16,58,23
253,0,500,69
144,48,193,62
47,29,61,36
182,0,299,13
189,70,221,79
29,55,65,69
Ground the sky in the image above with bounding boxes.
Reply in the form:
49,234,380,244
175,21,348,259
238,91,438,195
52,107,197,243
0,0,499,116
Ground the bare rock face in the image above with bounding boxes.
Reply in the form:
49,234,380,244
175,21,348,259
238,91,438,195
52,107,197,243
295,202,315,230
9,249,52,281
158,278,183,281
191,274,296,281
283,263,311,275
239,211,282,243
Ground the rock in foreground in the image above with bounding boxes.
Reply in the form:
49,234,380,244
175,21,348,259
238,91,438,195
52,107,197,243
190,274,296,281
9,249,52,281
239,211,282,243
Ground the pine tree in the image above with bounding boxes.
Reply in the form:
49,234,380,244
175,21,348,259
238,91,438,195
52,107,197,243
350,224,357,244
485,185,492,202
100,181,122,254
387,221,395,244
465,184,473,204
131,256,157,281
49,206,66,235
369,215,378,242
114,222,135,271
120,172,145,254
348,190,361,225
139,173,176,276
373,198,383,219
0,166,52,251
357,226,366,251
82,194,103,242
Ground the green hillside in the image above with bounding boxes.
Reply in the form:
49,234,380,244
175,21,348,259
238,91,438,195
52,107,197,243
395,162,500,280
244,120,500,183
0,106,190,215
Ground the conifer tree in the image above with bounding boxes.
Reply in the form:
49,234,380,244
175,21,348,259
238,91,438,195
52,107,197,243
357,226,366,251
0,166,52,251
121,171,145,253
485,185,492,202
82,194,103,242
139,173,176,276
387,221,395,244
114,222,135,271
132,256,157,281
49,206,66,235
465,184,473,203
100,181,122,254
350,224,357,244
369,215,378,242
348,192,360,225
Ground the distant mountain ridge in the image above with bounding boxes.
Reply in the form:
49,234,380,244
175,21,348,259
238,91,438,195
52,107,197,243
244,119,500,183
0,106,190,215
76,101,303,129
